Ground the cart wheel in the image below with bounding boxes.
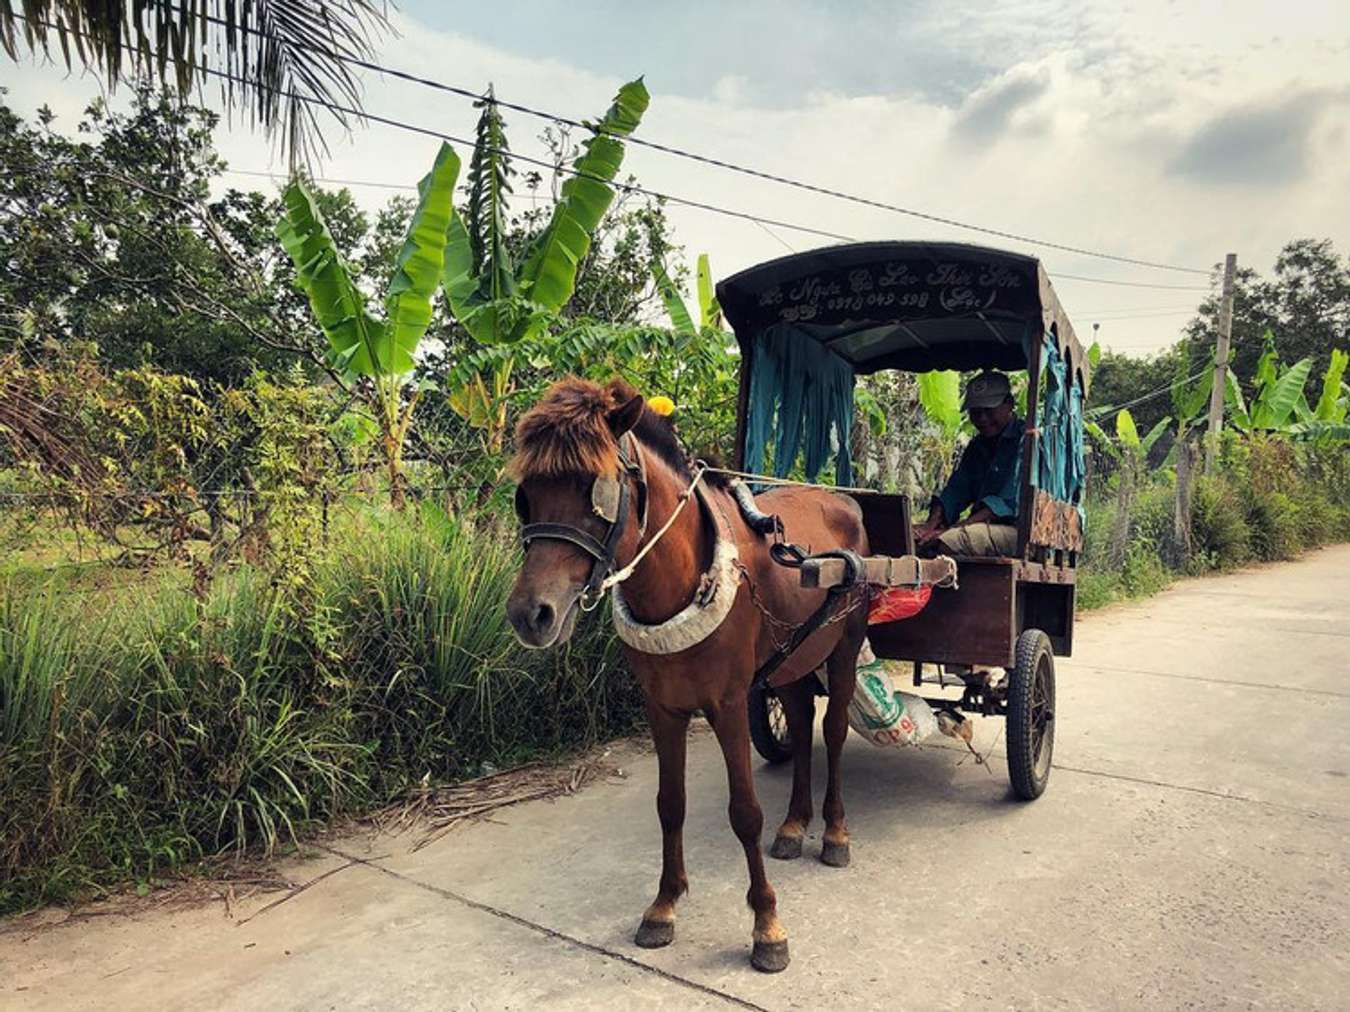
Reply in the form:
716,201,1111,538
1006,629,1056,800
748,682,793,764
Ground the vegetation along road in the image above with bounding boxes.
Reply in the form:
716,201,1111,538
6,545,1348,1010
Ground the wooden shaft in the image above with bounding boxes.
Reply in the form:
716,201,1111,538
1204,253,1238,474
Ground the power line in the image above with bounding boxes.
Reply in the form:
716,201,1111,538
1051,272,1211,292
1078,304,1201,315
195,65,861,243
14,14,1226,292
1084,309,1200,321
1087,367,1210,416
225,158,1222,295
22,9,1212,277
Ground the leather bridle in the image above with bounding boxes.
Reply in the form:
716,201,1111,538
516,432,649,611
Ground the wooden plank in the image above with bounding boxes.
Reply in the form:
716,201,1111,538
1028,490,1084,553
799,554,957,590
857,493,914,557
868,561,1016,667
1016,334,1044,559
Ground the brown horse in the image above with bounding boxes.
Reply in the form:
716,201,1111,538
505,376,869,973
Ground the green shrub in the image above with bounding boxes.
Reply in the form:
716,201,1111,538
1075,568,1121,610
0,512,643,915
1189,476,1251,572
1245,491,1301,561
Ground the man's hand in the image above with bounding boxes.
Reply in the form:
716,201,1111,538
912,520,944,546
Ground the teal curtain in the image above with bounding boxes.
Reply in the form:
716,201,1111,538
744,324,855,485
1035,331,1086,523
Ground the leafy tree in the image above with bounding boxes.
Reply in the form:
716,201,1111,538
276,144,462,506
441,79,651,452
1181,239,1349,395
0,0,387,167
0,87,351,384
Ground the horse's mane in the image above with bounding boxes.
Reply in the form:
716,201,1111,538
511,376,725,487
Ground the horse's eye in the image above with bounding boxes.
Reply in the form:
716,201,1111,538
514,486,530,523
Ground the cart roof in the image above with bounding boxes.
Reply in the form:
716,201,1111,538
716,240,1089,386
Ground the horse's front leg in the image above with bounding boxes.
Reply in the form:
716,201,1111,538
707,696,789,973
820,629,863,867
769,677,817,860
635,700,690,949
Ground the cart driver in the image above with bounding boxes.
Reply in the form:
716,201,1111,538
912,370,1023,558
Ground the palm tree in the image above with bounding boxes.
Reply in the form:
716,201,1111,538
0,1,388,167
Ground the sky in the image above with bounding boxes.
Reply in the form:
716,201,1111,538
3,0,1349,356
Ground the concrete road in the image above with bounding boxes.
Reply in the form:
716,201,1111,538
6,546,1349,1011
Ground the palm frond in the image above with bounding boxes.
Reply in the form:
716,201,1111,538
0,0,389,169
465,88,516,302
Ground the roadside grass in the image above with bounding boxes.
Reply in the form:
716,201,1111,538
0,509,643,916
3,459,1346,915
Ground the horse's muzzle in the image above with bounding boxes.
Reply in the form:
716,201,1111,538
506,589,581,648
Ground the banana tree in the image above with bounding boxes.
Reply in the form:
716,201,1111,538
277,142,461,505
443,78,650,452
652,252,723,335
1288,347,1349,443
1087,407,1170,566
1224,331,1315,436
1086,407,1171,470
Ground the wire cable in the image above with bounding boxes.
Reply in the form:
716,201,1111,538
1087,367,1211,416
19,9,1211,276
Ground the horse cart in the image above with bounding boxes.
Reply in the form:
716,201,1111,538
716,241,1090,800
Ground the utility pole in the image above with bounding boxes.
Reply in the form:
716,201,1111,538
1204,253,1237,473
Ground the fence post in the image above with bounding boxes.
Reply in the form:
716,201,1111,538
1204,253,1238,473
1171,438,1194,568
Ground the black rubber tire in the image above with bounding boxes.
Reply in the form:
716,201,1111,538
1006,629,1056,800
748,682,793,765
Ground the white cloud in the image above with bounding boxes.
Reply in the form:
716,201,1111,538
1,1,1347,358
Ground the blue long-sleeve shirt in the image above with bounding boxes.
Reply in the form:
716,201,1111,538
934,417,1025,523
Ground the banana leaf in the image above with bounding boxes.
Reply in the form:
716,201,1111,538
1251,357,1312,430
383,143,461,374
697,253,721,330
1314,348,1348,422
917,370,963,437
1225,371,1252,431
1115,408,1140,449
444,212,501,344
1140,416,1172,456
1085,420,1122,462
1288,421,1350,443
515,78,650,337
276,179,385,377
652,258,696,336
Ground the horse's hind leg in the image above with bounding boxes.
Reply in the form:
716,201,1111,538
769,678,816,860
821,623,864,868
707,697,790,973
635,701,690,949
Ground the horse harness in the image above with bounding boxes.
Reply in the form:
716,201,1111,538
516,431,649,612
516,434,868,681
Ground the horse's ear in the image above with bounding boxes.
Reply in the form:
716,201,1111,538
608,394,645,438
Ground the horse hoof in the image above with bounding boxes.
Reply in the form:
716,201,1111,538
751,938,790,973
769,834,803,860
820,841,851,867
634,919,675,949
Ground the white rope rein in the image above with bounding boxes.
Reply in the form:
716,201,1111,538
597,464,883,596
598,463,709,594
699,466,884,496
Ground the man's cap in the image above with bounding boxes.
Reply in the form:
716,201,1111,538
963,371,1012,409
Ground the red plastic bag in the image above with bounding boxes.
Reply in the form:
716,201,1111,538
867,585,932,625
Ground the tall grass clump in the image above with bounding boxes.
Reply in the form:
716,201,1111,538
1,511,644,915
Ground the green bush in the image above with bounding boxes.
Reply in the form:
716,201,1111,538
1245,490,1301,561
1188,475,1252,572
0,512,643,915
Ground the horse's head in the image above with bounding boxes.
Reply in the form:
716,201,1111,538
506,377,649,648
